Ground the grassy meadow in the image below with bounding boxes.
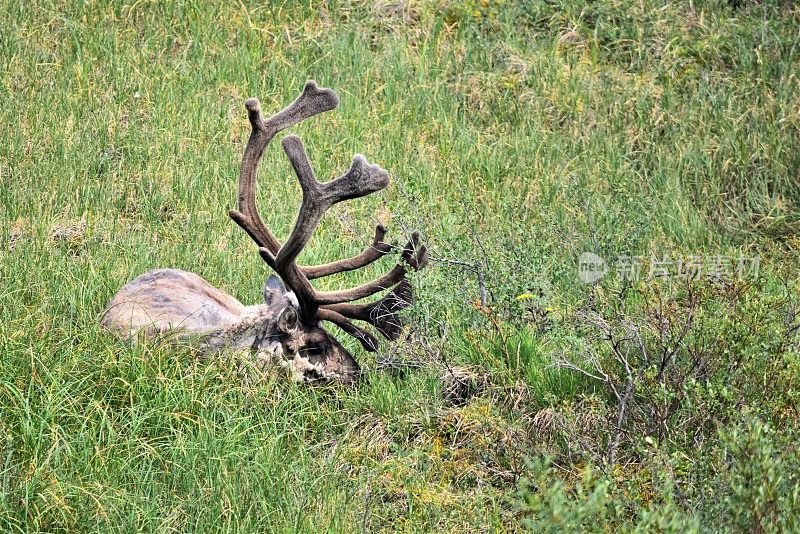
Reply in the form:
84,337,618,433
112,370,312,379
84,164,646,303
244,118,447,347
2,0,800,531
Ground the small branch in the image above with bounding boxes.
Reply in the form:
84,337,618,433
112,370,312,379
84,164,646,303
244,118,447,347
476,264,488,308
428,253,489,306
608,376,635,466
552,358,606,384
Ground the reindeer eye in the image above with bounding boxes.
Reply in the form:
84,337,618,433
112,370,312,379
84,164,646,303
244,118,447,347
303,343,324,356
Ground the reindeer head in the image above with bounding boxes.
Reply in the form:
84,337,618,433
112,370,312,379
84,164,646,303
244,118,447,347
229,81,428,384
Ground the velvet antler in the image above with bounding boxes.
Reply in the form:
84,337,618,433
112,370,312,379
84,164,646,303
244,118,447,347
230,81,427,352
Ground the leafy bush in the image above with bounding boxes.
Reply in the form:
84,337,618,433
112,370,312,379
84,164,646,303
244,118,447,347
553,278,799,463
514,274,800,530
518,417,800,532
520,458,699,533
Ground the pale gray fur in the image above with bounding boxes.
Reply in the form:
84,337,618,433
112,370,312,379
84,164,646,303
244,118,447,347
101,268,311,378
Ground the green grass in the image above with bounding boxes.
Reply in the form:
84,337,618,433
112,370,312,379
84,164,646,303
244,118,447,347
2,0,800,531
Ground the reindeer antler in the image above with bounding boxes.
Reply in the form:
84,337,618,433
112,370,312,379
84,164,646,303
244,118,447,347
230,81,428,352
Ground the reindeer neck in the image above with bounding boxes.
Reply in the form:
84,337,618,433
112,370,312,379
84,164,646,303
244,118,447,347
198,305,279,353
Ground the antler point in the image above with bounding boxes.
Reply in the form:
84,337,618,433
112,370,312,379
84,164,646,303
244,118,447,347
281,134,302,147
245,98,261,112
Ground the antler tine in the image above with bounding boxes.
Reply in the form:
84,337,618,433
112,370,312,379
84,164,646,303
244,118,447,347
265,135,392,324
315,232,427,344
311,232,428,305
302,225,392,280
229,80,339,257
317,231,427,342
317,308,380,352
230,80,391,279
322,279,413,341
273,135,391,269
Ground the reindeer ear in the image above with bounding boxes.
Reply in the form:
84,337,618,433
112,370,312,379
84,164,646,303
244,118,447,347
263,275,287,304
277,306,299,334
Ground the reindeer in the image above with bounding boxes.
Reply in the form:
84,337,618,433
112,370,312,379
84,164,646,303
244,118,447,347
101,81,428,384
